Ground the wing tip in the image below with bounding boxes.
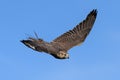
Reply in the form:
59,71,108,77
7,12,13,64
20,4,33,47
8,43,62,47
20,40,29,45
20,40,25,43
91,9,98,17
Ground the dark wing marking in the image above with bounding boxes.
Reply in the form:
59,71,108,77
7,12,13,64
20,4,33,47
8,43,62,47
52,9,97,51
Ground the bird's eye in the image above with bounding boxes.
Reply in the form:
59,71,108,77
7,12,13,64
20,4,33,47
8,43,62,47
60,53,64,55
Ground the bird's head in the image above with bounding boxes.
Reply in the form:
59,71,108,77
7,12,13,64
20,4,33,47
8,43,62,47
56,51,69,59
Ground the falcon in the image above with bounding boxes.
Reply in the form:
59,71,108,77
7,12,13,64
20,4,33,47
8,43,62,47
21,9,97,59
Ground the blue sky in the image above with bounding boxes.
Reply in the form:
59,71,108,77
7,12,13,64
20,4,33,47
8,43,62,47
0,0,120,80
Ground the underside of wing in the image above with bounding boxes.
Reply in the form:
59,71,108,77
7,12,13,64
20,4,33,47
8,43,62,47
52,9,97,51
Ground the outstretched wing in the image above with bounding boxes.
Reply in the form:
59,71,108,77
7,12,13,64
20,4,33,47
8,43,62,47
52,9,97,51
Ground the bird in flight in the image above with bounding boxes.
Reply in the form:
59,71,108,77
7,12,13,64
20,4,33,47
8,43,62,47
21,9,97,59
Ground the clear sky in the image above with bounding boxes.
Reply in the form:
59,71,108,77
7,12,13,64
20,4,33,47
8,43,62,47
0,0,120,80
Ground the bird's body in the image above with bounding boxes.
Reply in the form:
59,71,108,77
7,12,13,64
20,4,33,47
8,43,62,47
21,9,97,59
21,38,69,59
